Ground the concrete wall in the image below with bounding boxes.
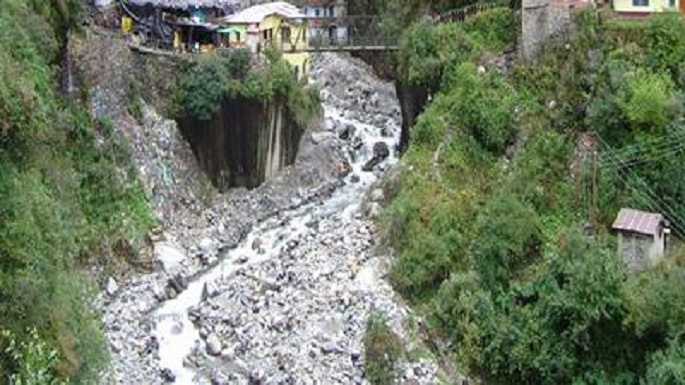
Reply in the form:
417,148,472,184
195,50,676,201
521,0,573,60
618,232,665,273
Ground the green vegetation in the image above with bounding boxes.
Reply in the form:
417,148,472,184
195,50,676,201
174,48,321,124
0,0,152,382
383,7,685,384
363,313,404,385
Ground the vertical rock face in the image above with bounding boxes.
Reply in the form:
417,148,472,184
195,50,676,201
521,0,572,60
179,96,305,190
395,80,429,152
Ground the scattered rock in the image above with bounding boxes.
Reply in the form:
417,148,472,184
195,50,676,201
310,132,335,144
338,124,356,140
160,368,176,382
105,277,119,296
211,370,230,385
251,238,262,252
362,142,390,172
206,333,222,356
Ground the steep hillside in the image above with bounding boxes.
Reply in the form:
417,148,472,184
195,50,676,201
0,1,152,383
382,7,685,384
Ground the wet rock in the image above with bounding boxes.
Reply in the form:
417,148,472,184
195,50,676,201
160,368,176,382
339,124,356,140
201,281,220,301
206,333,222,356
164,286,177,300
373,142,390,159
167,273,188,294
211,370,230,385
251,238,262,252
337,161,352,178
362,142,390,172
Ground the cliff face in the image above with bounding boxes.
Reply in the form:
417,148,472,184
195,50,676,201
179,96,304,190
395,80,429,152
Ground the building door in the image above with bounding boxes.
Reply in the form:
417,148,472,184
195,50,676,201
328,25,337,45
680,0,685,14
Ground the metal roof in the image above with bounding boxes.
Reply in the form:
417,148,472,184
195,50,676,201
612,208,665,236
219,2,305,24
126,0,241,9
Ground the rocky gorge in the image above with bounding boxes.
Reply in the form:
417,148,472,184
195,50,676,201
98,49,440,384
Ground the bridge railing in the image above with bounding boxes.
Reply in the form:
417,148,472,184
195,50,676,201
433,0,512,23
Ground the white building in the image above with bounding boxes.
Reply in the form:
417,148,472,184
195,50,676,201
299,1,348,45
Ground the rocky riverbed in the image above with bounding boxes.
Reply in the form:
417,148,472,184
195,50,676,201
100,52,439,384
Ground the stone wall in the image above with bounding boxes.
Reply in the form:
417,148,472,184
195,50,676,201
521,0,572,60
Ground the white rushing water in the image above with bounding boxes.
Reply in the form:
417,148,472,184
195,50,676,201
153,65,400,383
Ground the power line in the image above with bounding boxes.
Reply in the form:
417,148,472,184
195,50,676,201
596,135,685,236
599,130,685,167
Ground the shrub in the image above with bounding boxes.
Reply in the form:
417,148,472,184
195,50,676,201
1,328,65,385
472,194,543,288
646,13,685,87
364,313,404,385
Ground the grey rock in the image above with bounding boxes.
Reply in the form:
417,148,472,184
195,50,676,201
211,370,229,385
164,286,178,300
106,277,119,296
362,142,390,172
206,333,222,356
160,368,176,382
310,132,335,144
339,124,356,140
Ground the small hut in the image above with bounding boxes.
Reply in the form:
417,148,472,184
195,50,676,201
612,208,669,273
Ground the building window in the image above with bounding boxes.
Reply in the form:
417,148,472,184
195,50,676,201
281,26,291,43
315,8,320,17
669,0,675,7
632,0,649,6
329,6,335,16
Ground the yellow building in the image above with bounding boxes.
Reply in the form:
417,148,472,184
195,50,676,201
220,2,310,79
613,0,683,16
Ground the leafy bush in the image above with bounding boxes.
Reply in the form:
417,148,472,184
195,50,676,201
175,49,320,124
618,68,679,131
1,328,65,385
646,13,685,87
364,313,404,385
472,194,542,288
644,340,685,385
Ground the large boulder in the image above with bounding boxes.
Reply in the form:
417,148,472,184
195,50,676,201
362,142,390,172
338,124,356,140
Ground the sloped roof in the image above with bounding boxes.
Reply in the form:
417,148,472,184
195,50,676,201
220,2,305,24
127,0,241,9
612,208,665,236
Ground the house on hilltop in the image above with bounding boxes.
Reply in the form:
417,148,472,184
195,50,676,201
612,208,669,273
299,0,348,45
612,0,683,17
121,0,242,50
218,2,310,78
